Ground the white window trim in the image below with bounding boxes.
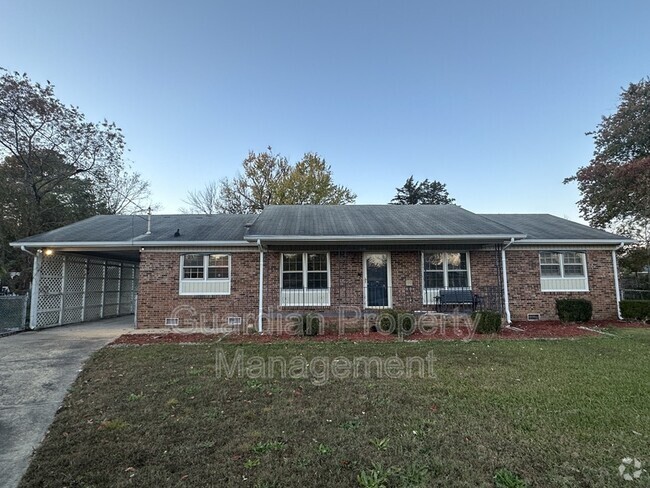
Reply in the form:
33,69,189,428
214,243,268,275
539,251,589,293
421,251,472,305
280,252,331,307
363,252,393,309
179,253,231,296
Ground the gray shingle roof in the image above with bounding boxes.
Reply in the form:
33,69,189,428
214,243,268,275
481,214,631,242
244,205,524,240
14,214,254,245
11,206,633,248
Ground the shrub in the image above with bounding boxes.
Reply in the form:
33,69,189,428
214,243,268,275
471,310,502,334
295,313,322,336
555,298,592,322
620,300,650,322
376,309,416,336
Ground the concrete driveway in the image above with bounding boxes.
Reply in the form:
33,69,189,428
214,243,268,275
0,317,133,488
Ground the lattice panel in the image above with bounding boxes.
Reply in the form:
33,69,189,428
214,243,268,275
119,265,136,313
40,255,64,278
102,264,121,317
34,254,139,328
36,255,64,327
84,305,102,321
37,292,62,313
37,311,60,328
60,256,86,325
85,261,105,312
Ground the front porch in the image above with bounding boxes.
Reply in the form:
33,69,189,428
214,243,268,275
262,246,507,318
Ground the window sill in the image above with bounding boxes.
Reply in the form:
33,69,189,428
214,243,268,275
179,292,231,296
540,289,589,293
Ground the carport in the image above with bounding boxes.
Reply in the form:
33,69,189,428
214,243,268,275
10,214,151,330
28,249,138,329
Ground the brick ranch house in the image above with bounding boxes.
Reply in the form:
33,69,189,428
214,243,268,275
11,205,633,331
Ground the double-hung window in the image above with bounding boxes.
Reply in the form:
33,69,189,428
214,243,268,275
280,252,330,306
422,252,470,304
539,251,588,291
179,253,231,295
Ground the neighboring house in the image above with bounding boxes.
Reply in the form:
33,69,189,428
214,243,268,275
10,205,633,330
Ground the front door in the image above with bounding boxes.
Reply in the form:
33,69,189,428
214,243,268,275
364,253,391,308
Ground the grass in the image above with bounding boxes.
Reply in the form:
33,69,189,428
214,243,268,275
20,328,650,487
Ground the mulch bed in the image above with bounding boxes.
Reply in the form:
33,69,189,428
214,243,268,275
111,320,649,346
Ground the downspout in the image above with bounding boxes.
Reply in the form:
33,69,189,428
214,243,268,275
20,247,41,330
501,238,515,325
257,239,264,333
612,241,625,320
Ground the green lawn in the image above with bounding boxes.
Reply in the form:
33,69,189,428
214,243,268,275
21,329,650,487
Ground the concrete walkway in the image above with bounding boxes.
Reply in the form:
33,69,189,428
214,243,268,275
0,316,133,488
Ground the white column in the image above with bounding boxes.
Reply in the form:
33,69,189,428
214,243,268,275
59,255,67,326
29,251,42,329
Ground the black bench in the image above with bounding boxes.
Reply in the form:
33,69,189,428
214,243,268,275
438,289,479,311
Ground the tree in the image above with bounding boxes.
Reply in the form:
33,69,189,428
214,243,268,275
93,165,155,214
0,70,155,291
182,148,355,214
181,180,221,215
391,176,455,205
565,79,650,268
275,152,356,205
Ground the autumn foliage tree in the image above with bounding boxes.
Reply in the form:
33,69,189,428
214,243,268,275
566,78,650,272
0,69,154,290
182,148,355,214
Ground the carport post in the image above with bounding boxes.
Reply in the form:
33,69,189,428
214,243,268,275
29,251,42,329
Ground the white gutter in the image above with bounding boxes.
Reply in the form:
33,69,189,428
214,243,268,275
257,239,264,333
510,238,636,245
501,238,515,324
612,241,625,320
244,234,526,242
20,245,35,256
10,240,256,248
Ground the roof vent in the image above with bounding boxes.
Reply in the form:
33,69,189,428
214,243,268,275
174,229,181,237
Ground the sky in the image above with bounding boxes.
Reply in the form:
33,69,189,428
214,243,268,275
1,0,649,221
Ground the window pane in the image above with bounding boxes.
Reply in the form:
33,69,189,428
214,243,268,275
307,271,328,289
183,267,204,279
540,252,560,265
208,254,228,267
424,271,444,289
282,272,303,289
563,264,585,277
447,253,467,271
307,253,327,271
208,267,229,279
183,254,203,267
563,252,584,265
540,264,561,277
282,253,303,272
448,271,468,288
424,253,443,271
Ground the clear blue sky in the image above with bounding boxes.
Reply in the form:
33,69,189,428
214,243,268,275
1,0,649,221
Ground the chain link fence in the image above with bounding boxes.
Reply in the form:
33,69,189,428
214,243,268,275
622,289,650,300
0,294,28,334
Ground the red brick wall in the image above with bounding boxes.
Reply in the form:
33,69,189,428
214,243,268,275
136,248,619,328
506,249,617,321
137,250,260,329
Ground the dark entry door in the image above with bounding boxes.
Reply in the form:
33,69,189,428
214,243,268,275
364,253,390,307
